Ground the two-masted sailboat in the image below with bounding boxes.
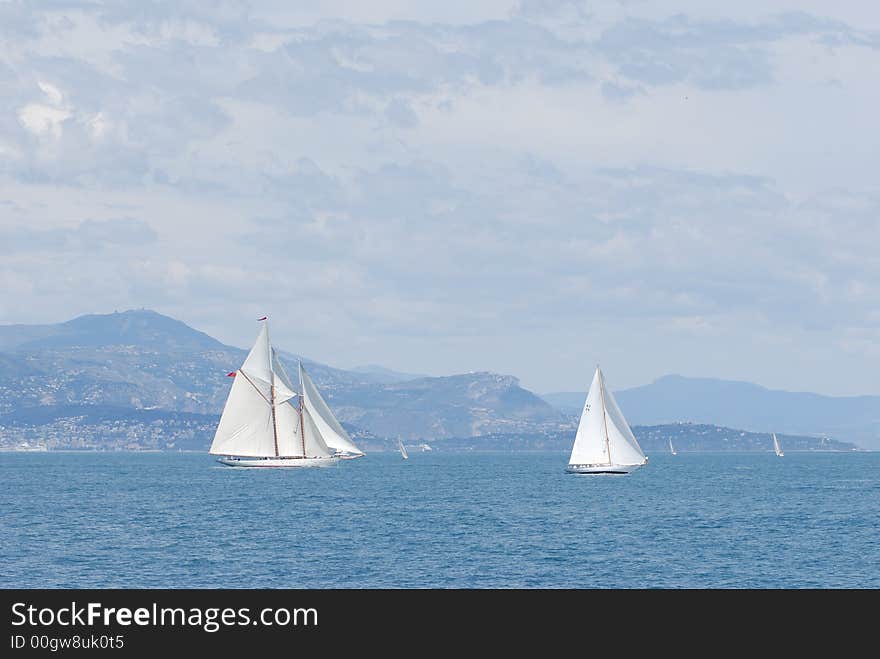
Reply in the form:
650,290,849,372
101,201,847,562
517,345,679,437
566,366,648,474
772,432,784,457
210,318,364,467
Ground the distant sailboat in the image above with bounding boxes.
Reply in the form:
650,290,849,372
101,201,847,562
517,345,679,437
668,438,677,456
772,433,784,457
397,437,409,460
566,366,648,475
210,318,365,468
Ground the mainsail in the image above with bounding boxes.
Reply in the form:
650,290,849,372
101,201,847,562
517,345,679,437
209,370,277,457
209,321,333,459
568,367,646,467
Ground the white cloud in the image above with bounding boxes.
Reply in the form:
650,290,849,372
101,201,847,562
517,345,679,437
87,112,107,139
17,81,71,138
0,2,879,396
37,81,64,105
18,103,70,138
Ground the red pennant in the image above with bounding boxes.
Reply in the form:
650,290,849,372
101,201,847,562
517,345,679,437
227,372,236,377
257,316,267,321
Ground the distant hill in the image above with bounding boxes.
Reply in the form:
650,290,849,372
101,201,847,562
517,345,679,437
3,311,876,450
0,310,568,445
541,391,588,415
0,404,378,452
348,364,430,383
0,310,225,352
544,374,880,449
432,423,857,453
329,372,563,440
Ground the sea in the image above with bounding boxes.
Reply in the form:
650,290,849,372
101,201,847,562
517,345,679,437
1,451,877,588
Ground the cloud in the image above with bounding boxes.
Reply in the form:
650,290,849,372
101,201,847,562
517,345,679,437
600,80,644,101
0,218,158,254
1,2,879,395
593,11,880,90
384,97,419,127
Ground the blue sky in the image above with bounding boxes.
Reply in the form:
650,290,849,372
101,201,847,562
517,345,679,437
1,1,878,395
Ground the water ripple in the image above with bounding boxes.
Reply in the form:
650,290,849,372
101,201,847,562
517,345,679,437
0,451,877,588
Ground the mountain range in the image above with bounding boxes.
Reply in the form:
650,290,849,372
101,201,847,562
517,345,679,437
0,310,875,449
0,310,565,447
544,375,880,449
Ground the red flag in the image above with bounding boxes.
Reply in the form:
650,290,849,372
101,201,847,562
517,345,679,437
257,316,267,321
227,372,236,377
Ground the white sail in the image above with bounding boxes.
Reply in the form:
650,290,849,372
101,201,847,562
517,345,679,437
300,364,364,456
274,397,301,456
668,438,677,455
273,350,332,457
773,433,784,457
398,437,409,460
263,397,332,459
271,350,297,399
210,369,277,457
302,405,334,458
601,374,646,465
568,369,611,465
241,322,273,385
568,367,646,467
211,319,342,466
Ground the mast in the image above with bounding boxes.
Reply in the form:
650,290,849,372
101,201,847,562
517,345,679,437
270,384,279,456
299,364,307,458
597,367,612,465
266,320,280,457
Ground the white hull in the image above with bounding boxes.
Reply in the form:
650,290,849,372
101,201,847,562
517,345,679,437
566,462,645,475
217,456,339,468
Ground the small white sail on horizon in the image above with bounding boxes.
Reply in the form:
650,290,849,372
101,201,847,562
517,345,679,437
397,437,409,460
772,432,784,457
210,318,362,468
566,366,647,475
668,438,677,456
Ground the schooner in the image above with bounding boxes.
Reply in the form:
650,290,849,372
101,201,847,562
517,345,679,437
210,318,364,467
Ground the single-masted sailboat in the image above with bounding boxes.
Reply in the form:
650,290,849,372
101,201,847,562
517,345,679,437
566,366,648,474
772,432,784,457
210,318,364,467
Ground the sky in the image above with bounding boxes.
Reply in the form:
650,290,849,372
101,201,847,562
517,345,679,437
1,0,878,396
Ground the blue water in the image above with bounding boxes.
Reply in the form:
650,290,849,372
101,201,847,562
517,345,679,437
1,451,877,588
